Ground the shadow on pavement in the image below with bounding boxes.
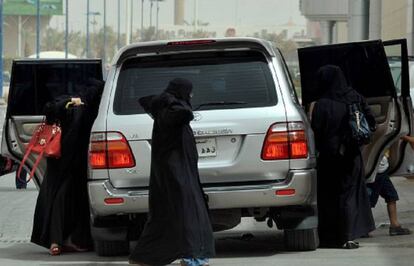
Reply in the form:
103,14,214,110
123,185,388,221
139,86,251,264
0,231,288,263
0,243,127,263
214,230,290,258
0,187,37,192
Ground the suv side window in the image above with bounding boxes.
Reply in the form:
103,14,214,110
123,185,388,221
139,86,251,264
275,50,300,104
7,62,102,116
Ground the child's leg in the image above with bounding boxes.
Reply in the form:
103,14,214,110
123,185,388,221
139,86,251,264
387,201,399,227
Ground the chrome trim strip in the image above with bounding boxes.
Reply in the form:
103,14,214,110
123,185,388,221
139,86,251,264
102,170,309,197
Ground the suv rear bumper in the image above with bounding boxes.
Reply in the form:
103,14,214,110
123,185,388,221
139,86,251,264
88,169,316,217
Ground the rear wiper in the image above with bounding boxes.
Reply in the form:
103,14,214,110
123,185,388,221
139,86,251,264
194,101,247,111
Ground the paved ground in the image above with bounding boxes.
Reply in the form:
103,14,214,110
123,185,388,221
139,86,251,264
0,173,414,266
1,104,414,265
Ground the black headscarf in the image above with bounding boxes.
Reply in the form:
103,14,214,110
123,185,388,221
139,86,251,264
165,78,193,103
317,65,355,103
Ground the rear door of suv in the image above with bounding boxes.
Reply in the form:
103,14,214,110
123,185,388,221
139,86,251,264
1,59,103,186
299,40,406,182
383,39,414,177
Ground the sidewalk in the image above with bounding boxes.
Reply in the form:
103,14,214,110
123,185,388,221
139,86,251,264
0,173,413,243
0,173,413,266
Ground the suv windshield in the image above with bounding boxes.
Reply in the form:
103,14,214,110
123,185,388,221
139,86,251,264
113,51,277,115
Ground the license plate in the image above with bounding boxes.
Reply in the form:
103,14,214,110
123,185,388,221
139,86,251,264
196,138,217,157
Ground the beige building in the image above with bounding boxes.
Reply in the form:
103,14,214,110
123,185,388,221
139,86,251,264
300,0,414,55
381,0,409,40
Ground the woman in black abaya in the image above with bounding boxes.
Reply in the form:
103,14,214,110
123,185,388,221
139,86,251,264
129,78,215,266
31,79,103,255
311,65,376,249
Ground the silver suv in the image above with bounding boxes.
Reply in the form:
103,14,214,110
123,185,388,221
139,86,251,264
2,38,319,256
88,38,318,255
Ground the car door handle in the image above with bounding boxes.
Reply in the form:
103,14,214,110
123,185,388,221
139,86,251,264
11,140,18,150
386,120,396,134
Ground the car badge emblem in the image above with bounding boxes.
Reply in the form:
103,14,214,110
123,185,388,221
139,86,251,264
193,112,202,121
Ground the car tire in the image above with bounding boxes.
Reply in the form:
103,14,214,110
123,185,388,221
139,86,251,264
284,228,319,251
94,240,130,257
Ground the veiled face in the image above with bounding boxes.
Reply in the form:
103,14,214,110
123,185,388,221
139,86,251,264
165,78,193,102
317,65,348,94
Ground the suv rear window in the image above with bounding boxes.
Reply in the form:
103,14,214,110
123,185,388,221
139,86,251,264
113,51,277,115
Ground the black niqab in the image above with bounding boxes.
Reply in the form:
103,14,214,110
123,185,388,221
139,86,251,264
317,65,351,101
318,65,376,107
130,78,215,265
311,65,375,247
165,78,193,103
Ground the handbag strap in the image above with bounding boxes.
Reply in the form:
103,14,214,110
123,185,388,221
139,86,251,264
16,123,55,183
17,141,35,183
28,149,46,182
17,143,47,183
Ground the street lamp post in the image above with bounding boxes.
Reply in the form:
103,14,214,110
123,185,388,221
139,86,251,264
156,0,159,37
155,0,165,39
86,0,90,58
104,0,107,63
65,0,69,58
126,0,130,45
130,0,134,42
193,0,199,33
36,0,41,58
0,0,3,97
150,0,153,28
117,0,121,49
141,0,144,40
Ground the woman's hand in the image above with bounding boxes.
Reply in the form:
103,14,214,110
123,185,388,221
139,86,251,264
71,97,84,106
402,135,414,150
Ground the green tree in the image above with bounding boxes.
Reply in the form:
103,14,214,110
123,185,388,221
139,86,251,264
42,28,65,51
40,27,87,58
90,26,119,63
254,31,298,61
140,27,156,42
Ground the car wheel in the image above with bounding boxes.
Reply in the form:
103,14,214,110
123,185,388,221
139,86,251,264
94,240,130,257
284,228,319,251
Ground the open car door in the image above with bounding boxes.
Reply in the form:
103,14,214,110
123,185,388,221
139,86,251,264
1,59,103,187
298,40,405,182
384,39,414,176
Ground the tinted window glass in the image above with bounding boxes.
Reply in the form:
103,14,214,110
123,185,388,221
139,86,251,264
299,40,395,105
8,61,102,116
385,46,413,96
388,61,402,94
114,51,277,115
385,43,404,96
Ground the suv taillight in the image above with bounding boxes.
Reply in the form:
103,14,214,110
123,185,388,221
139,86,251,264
89,132,135,169
261,122,308,160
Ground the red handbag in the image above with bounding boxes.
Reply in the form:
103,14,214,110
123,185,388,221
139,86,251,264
17,123,62,183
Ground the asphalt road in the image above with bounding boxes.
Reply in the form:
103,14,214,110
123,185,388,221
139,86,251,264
0,173,414,266
0,104,414,265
